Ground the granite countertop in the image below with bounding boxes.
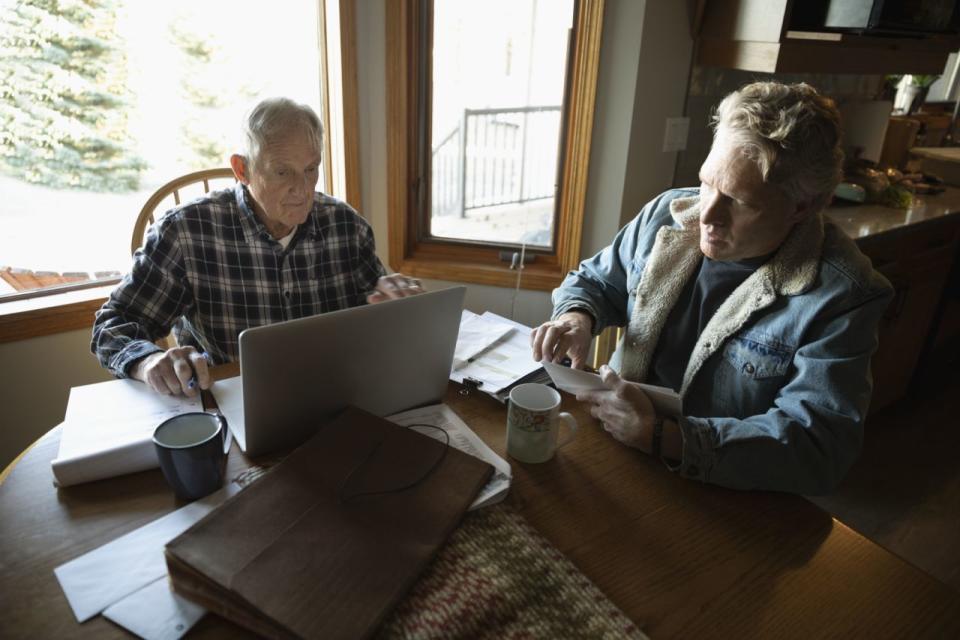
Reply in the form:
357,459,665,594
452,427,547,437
825,186,960,241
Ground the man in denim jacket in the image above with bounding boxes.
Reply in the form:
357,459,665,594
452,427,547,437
532,82,893,494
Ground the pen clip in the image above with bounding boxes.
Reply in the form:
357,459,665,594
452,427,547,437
459,377,484,396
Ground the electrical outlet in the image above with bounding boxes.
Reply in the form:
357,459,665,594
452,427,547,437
662,117,689,153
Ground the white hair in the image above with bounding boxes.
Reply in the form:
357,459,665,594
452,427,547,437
712,82,843,211
240,97,324,169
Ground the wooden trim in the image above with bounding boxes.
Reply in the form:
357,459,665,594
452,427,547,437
317,0,336,195
318,0,363,211
339,0,363,211
386,0,604,291
385,0,413,273
556,0,604,281
0,285,113,344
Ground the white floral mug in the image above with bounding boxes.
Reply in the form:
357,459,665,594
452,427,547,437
506,383,578,463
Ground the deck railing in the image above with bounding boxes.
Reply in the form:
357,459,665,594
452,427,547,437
432,106,561,218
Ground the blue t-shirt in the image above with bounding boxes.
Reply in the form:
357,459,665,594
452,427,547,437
647,252,772,392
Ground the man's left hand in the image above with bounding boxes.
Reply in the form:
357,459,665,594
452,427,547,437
576,365,657,451
367,273,425,303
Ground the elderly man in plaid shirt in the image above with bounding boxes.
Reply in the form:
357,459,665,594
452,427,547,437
93,97,421,397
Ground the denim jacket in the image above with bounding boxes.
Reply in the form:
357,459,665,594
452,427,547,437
553,189,893,494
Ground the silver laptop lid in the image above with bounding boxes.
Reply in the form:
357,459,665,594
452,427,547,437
238,286,466,456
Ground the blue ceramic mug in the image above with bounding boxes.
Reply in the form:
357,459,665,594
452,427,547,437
153,412,226,501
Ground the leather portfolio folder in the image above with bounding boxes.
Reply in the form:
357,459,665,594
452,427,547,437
165,406,494,639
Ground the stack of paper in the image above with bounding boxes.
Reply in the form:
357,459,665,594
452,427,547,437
51,379,203,487
450,311,549,402
54,484,241,639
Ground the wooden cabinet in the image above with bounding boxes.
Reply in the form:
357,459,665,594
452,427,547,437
857,215,960,413
695,0,960,74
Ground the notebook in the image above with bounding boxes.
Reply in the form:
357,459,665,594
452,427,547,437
236,286,466,456
165,406,494,639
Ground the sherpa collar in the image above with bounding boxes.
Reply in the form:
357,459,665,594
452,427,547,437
618,195,824,397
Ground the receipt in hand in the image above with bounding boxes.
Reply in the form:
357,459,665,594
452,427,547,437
542,361,682,417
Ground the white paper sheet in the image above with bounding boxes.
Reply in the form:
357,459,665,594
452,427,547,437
102,577,206,640
452,310,514,369
542,361,683,417
208,376,245,451
387,403,512,510
450,312,542,393
52,380,203,487
65,378,200,422
54,483,239,623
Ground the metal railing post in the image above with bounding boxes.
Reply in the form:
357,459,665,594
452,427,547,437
518,110,529,205
460,110,468,218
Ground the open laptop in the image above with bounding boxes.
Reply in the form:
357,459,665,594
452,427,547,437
235,286,466,456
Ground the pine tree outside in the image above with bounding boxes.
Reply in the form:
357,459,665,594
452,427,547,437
0,0,323,295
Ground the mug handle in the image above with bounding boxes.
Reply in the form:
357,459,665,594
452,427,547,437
556,412,578,449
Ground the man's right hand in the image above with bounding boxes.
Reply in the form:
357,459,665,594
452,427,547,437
530,310,594,370
130,347,210,397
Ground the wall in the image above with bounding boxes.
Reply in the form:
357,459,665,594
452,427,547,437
675,67,886,188
0,328,112,469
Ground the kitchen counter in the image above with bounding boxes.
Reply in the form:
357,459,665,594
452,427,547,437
827,186,960,413
825,186,960,241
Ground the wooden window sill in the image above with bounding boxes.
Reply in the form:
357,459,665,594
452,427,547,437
391,255,565,291
0,284,116,344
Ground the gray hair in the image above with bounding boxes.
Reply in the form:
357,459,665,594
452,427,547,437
712,82,843,211
241,97,324,169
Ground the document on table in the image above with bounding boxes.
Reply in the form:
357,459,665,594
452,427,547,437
387,403,512,510
542,361,683,417
452,310,514,369
52,379,203,487
54,483,240,638
450,311,543,395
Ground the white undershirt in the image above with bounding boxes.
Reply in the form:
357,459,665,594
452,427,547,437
276,226,297,249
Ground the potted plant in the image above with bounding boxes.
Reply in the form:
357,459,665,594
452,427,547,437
891,74,940,115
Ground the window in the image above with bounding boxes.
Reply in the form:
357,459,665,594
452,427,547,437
0,0,358,340
386,0,604,290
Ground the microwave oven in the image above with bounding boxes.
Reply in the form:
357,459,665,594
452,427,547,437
792,0,960,35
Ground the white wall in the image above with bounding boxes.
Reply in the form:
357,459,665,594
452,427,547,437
0,329,112,468
0,0,694,471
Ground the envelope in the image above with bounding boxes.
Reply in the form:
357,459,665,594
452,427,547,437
542,361,682,416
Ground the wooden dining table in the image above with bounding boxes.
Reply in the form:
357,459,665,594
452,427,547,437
1,363,958,638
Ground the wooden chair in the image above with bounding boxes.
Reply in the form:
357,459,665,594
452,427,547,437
591,326,623,370
131,168,235,349
131,168,236,255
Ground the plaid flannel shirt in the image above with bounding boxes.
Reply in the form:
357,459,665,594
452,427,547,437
93,182,386,377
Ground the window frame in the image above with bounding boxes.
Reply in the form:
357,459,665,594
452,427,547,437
318,0,364,209
385,0,604,291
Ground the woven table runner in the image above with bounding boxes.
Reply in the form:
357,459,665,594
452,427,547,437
234,467,647,639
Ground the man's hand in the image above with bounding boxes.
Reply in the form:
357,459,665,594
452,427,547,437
130,347,210,397
576,365,656,451
530,310,594,369
366,273,425,304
